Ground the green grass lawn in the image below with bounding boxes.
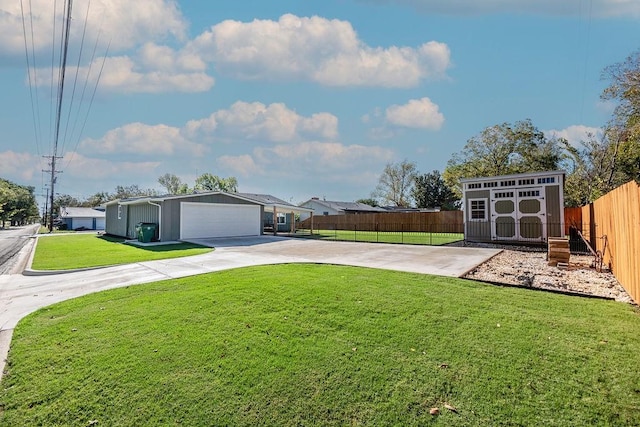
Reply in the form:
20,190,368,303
31,234,212,270
297,229,463,245
1,265,639,426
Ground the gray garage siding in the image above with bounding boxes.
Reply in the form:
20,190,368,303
161,194,264,241
126,203,160,240
105,204,128,238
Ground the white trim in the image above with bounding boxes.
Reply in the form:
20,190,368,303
117,204,122,220
468,198,488,222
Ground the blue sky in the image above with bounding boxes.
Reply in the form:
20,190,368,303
1,0,639,206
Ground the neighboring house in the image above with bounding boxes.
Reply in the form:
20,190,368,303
460,170,565,244
298,198,387,220
104,191,312,241
59,207,106,230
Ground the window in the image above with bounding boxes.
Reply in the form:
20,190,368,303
117,204,122,220
537,177,555,184
468,183,481,189
323,211,329,216
518,178,535,186
483,181,498,188
277,213,286,224
494,192,514,198
500,180,515,187
469,199,487,221
518,190,540,197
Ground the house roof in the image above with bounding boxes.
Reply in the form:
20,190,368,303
301,199,387,213
59,207,106,218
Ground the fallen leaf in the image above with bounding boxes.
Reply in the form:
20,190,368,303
444,403,458,413
352,347,357,352
410,348,416,352
439,363,449,369
429,407,440,415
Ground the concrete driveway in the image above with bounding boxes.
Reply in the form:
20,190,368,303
0,235,500,379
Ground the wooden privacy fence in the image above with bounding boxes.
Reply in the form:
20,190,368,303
574,181,640,303
298,211,464,233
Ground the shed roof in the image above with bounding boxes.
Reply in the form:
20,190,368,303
459,170,566,183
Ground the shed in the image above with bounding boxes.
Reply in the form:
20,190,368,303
461,171,565,243
59,207,105,230
104,191,312,241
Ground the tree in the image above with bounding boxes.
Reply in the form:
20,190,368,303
158,173,190,195
444,119,562,198
373,160,417,207
85,192,111,207
53,194,81,212
355,198,380,207
601,49,640,183
0,179,39,226
194,174,238,192
113,185,157,199
412,170,460,210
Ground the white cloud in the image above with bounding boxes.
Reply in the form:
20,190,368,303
191,14,451,87
81,122,206,156
358,0,640,18
63,152,161,180
221,141,394,178
0,151,39,181
183,101,338,143
545,125,603,146
385,97,444,130
0,0,187,56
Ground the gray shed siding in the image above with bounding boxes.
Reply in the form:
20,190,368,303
161,194,262,241
545,185,562,238
105,204,129,238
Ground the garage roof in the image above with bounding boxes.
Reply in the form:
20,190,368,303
104,191,313,213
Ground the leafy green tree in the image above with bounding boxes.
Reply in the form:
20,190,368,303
355,198,380,207
194,174,238,192
444,119,562,198
412,170,460,210
0,179,39,226
158,173,190,195
373,160,417,207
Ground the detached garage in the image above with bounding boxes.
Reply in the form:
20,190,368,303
104,192,310,242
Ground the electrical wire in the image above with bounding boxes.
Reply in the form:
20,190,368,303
19,0,41,158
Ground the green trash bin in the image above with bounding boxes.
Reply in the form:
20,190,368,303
137,222,157,243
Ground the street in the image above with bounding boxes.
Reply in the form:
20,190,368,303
0,224,39,274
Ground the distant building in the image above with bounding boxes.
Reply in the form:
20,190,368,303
298,198,387,220
59,207,106,230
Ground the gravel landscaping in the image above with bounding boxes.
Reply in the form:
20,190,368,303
458,242,634,303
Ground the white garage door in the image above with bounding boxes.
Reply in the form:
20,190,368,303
95,218,105,230
72,218,94,230
180,202,261,239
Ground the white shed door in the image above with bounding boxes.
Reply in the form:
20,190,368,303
180,202,260,239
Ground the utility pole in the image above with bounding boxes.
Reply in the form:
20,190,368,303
42,186,49,227
43,155,62,232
